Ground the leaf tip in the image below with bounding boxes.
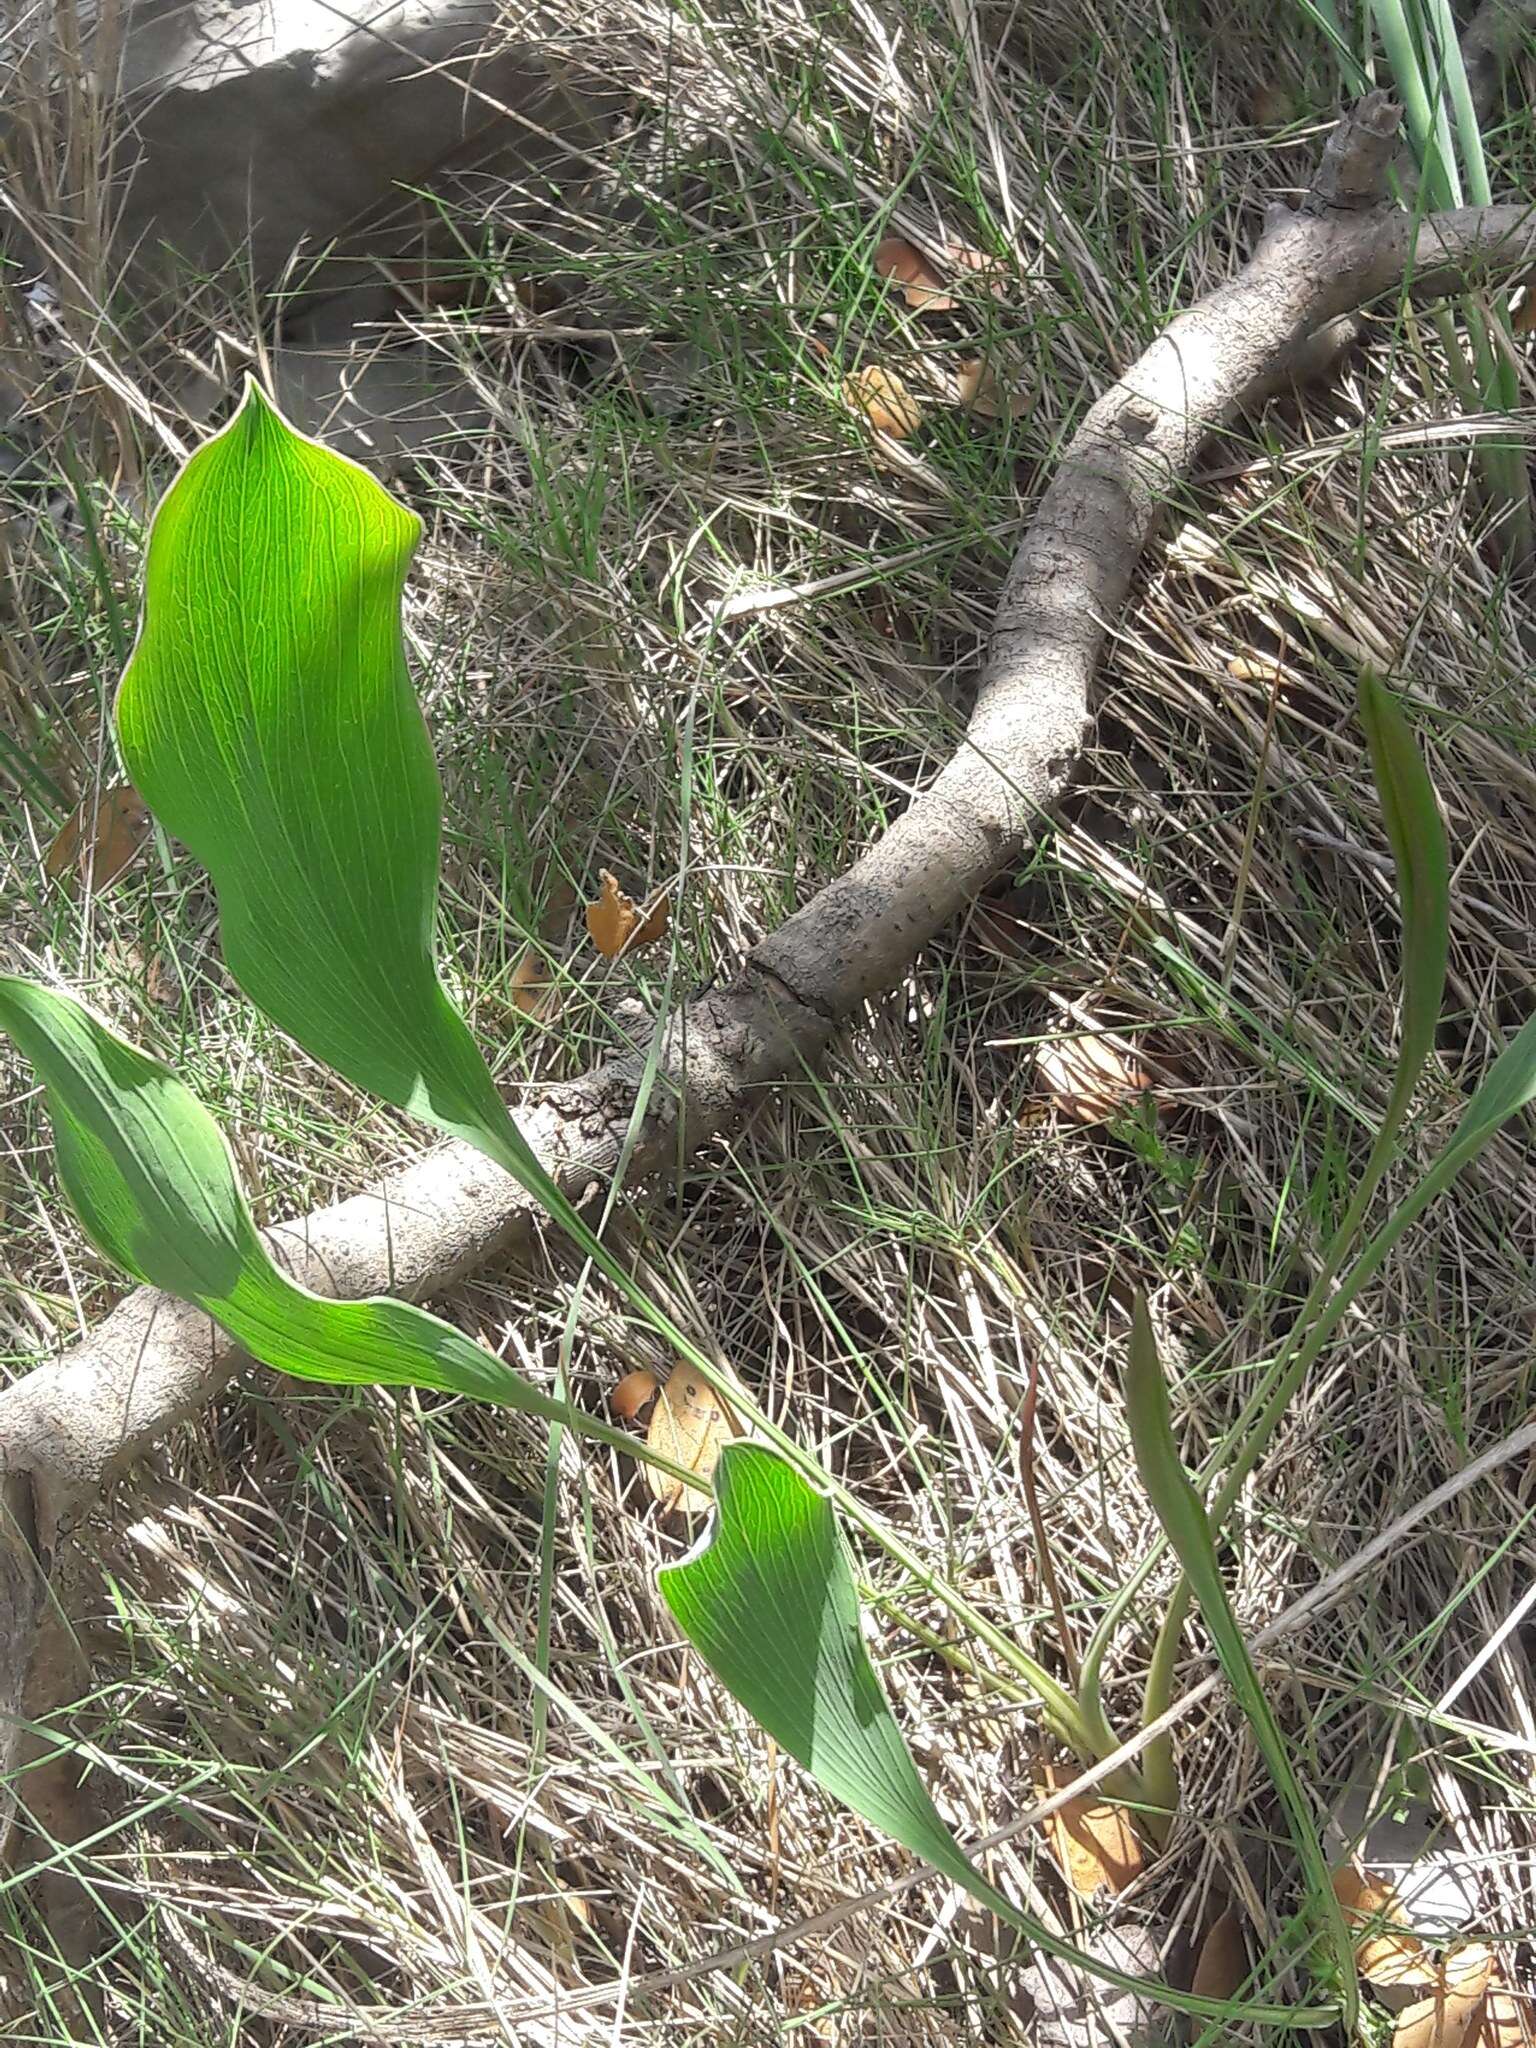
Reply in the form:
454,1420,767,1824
231,373,289,445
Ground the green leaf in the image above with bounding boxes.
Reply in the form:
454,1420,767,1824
115,379,519,1169
0,975,663,1469
1122,1298,1357,2023
1357,670,1450,1140
1326,1001,1536,1310
113,379,712,1372
660,1441,1332,2029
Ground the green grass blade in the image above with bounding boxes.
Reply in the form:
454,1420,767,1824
1371,0,1460,205
1123,1299,1358,2024
1101,674,1449,1782
660,1441,1335,2031
0,976,676,1476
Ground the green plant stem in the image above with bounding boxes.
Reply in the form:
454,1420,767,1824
1376,0,1534,566
1102,674,1453,1803
1133,1104,1398,1785
1125,1301,1358,2025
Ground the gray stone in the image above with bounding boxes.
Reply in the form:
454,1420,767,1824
271,342,489,471
1329,1784,1480,1938
1018,1926,1180,2048
91,2,618,303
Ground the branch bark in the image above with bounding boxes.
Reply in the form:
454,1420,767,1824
5,96,1536,1808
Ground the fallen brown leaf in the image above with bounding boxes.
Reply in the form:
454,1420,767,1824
1227,653,1287,685
610,1369,659,1424
1033,1025,1153,1126
873,235,955,313
1037,1764,1145,1897
145,948,178,1007
947,240,1012,298
646,1367,735,1513
955,353,1008,420
1334,1867,1439,1988
842,365,923,440
45,783,151,891
1514,286,1536,336
1479,1984,1533,2047
1393,1946,1494,2048
509,944,561,1020
1191,1906,1249,2000
585,870,670,959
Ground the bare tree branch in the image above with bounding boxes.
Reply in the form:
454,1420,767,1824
5,93,1536,1820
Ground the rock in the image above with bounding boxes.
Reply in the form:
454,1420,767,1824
1018,1925,1180,2048
1329,1784,1480,1939
91,2,619,304
271,345,489,472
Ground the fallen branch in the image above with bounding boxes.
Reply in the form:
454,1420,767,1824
4,95,1536,1804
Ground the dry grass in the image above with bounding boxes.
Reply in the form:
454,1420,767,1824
2,0,1536,2040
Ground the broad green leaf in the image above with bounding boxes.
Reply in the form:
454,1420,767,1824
1357,671,1450,1141
112,379,703,1366
1123,1298,1357,2023
0,975,663,1471
660,1441,1331,2029
115,379,517,1171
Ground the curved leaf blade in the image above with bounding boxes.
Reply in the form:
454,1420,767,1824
0,975,654,1463
1123,1298,1357,2022
110,381,690,1363
660,1441,1330,2029
661,1438,970,1879
114,379,511,1161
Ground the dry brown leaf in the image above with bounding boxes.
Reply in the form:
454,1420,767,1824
1333,1868,1439,1988
610,1369,659,1424
1227,653,1287,685
947,240,1012,298
144,948,178,1008
1393,1946,1494,2048
645,1367,735,1513
1037,1764,1145,1897
584,870,671,959
45,783,151,891
1479,1985,1533,2047
1363,1933,1442,1988
1191,1906,1249,1999
842,365,923,439
872,235,955,313
1514,286,1536,336
509,944,562,1020
955,354,1007,420
1034,1026,1153,1126
1332,1864,1385,1920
